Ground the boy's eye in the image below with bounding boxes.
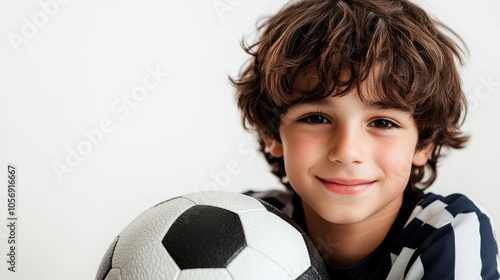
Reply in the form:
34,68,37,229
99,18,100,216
300,114,329,124
368,119,398,129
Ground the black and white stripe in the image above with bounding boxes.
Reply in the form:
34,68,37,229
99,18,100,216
393,194,499,279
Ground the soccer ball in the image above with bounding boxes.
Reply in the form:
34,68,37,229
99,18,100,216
96,191,329,279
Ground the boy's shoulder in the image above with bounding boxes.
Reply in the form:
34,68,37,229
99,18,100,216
390,192,499,279
408,192,494,228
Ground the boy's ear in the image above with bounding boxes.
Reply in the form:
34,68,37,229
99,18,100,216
260,133,284,158
412,143,435,166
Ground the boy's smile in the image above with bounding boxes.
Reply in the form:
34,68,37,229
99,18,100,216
264,86,433,226
317,177,376,195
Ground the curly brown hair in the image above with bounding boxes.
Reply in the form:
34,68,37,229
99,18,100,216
231,0,469,193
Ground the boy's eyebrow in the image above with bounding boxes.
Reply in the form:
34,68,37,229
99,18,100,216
366,101,408,112
300,98,408,112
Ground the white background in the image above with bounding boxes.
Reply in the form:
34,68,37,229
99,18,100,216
0,0,498,279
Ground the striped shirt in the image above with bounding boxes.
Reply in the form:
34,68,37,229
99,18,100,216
246,190,500,279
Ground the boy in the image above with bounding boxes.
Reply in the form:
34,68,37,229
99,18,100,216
232,0,500,279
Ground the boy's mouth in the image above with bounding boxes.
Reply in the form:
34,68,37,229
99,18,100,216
317,177,376,195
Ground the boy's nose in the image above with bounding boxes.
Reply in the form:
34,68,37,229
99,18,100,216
327,126,365,165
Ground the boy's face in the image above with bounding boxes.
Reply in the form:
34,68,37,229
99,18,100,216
264,83,433,225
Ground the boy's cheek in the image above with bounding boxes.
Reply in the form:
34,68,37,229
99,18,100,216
378,154,413,191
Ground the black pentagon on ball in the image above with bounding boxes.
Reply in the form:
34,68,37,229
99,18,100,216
162,205,246,269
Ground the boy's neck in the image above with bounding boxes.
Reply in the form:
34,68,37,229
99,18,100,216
302,196,403,267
